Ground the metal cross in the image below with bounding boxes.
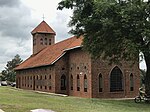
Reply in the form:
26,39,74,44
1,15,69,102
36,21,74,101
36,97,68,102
42,14,45,20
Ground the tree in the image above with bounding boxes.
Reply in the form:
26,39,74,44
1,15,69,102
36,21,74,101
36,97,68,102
58,0,150,95
140,69,146,85
1,54,23,82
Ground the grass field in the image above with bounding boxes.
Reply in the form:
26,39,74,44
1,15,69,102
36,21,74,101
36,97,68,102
0,86,149,112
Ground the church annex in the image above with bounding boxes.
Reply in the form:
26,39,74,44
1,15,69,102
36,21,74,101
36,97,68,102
15,21,140,98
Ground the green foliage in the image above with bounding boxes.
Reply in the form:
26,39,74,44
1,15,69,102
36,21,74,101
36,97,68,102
1,54,23,82
58,0,150,94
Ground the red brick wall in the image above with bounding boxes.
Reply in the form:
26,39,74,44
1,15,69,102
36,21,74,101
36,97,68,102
91,59,140,98
33,33,55,54
16,48,140,98
16,66,56,93
54,53,69,95
67,48,92,98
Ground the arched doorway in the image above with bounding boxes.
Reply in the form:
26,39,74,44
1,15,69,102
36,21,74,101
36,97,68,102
61,74,66,90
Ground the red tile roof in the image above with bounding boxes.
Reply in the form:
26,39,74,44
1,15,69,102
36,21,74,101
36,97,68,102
15,36,83,70
31,21,56,35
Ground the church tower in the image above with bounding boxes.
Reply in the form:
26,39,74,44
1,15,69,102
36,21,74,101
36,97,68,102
31,20,56,54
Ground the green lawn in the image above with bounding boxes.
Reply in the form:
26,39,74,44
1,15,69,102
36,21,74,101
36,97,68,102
0,87,149,112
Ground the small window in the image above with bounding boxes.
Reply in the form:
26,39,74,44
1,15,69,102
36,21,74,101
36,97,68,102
37,76,38,80
99,74,103,92
45,38,47,45
77,75,80,91
45,75,47,80
62,68,65,70
130,73,134,91
71,75,73,90
40,38,43,45
49,39,51,45
49,75,51,90
84,75,88,92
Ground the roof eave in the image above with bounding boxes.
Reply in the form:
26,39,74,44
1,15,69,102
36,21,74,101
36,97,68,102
15,64,53,71
31,31,56,35
15,52,67,71
63,46,82,52
51,52,66,65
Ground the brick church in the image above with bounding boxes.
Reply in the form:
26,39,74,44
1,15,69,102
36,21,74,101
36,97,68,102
15,20,140,98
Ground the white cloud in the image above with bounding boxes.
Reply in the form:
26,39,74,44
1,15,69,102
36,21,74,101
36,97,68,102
0,0,72,71
0,0,33,70
0,0,146,71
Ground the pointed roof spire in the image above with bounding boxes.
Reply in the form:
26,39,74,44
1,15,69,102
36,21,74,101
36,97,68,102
31,21,56,35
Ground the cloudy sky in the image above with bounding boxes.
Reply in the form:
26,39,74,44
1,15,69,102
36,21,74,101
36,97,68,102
0,0,146,71
0,0,73,71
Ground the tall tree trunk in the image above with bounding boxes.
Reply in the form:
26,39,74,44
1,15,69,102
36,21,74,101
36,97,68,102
144,53,150,96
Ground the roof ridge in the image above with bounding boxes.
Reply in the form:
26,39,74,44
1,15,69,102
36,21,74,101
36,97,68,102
44,36,77,50
63,36,78,50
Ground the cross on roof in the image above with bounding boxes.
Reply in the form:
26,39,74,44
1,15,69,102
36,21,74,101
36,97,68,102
42,14,45,20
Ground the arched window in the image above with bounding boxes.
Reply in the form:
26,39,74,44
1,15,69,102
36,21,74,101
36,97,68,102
22,76,24,86
49,75,51,90
61,75,66,90
77,75,80,91
40,38,43,45
110,66,123,92
25,76,26,87
130,73,134,91
99,74,103,92
49,39,51,45
71,75,73,90
30,76,32,88
28,76,29,87
45,38,47,45
84,75,88,92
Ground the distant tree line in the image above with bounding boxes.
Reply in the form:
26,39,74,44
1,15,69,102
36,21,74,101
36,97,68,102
0,54,23,82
